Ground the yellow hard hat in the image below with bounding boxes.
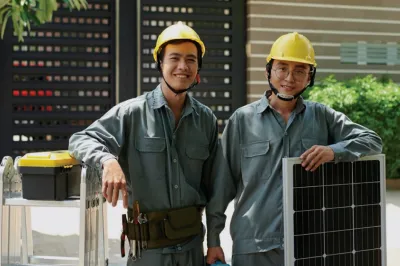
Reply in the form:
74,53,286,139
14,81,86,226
153,21,206,62
266,32,317,67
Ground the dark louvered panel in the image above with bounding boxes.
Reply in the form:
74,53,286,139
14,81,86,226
140,0,246,133
7,0,115,156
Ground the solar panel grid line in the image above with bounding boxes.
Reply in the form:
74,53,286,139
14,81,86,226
283,154,387,266
294,226,382,237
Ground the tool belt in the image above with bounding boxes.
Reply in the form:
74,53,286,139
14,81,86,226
123,205,203,250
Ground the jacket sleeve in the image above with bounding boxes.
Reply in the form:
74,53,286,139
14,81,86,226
206,113,241,247
201,114,219,200
325,105,383,162
68,104,128,168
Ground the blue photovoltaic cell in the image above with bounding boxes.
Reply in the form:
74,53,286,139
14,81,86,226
291,160,382,266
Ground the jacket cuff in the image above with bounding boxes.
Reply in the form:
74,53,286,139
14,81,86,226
100,155,118,167
329,143,346,163
207,234,221,248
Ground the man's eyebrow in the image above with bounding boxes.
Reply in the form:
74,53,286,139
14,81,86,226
294,65,307,69
167,53,197,59
168,53,182,57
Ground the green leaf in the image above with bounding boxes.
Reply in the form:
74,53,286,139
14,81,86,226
0,0,9,9
17,18,23,41
20,8,28,22
26,11,41,25
66,0,76,9
71,0,87,10
77,0,87,9
1,0,88,41
11,6,21,28
1,9,11,39
49,0,57,12
36,0,57,23
0,6,11,24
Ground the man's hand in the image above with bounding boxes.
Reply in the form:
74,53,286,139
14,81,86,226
300,145,335,172
206,247,226,265
102,159,128,208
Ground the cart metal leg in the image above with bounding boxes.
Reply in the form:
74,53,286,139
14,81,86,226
0,156,15,266
79,166,87,266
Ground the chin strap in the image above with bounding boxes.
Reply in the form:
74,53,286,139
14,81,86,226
267,79,307,101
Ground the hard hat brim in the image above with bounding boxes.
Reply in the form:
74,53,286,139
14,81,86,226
267,55,317,67
153,38,205,62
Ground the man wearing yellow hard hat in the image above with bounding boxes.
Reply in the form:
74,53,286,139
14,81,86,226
205,32,382,265
69,22,218,265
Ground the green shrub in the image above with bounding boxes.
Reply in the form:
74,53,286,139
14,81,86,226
305,75,400,179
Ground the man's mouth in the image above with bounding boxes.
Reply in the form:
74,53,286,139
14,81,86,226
174,74,189,79
281,84,294,90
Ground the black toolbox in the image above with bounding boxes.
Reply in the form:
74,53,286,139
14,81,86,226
18,151,81,200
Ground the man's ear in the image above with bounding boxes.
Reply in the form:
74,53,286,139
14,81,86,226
307,66,313,83
265,70,270,80
157,60,163,71
265,63,272,80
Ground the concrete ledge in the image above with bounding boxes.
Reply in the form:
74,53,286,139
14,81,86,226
387,179,400,190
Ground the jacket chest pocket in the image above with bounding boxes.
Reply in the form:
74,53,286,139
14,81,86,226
241,141,271,183
184,145,210,189
135,137,166,180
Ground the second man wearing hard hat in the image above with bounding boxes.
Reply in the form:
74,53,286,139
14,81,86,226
69,22,218,266
205,32,382,265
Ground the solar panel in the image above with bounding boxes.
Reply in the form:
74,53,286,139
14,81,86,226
283,154,386,266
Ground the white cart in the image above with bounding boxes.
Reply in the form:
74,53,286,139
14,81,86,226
0,156,109,266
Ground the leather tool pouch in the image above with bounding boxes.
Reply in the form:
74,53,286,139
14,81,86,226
163,206,202,240
126,205,203,249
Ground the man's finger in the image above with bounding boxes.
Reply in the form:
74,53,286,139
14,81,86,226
301,150,314,165
102,181,108,199
112,182,120,207
302,149,318,167
310,159,323,172
300,146,315,160
122,186,128,209
311,152,332,171
219,252,226,263
306,152,323,171
309,156,323,172
106,181,113,203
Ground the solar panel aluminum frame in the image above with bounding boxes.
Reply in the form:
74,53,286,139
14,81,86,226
282,154,387,266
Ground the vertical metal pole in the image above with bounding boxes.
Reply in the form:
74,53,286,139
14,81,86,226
103,199,109,265
0,158,6,266
21,206,28,264
98,195,105,266
79,166,87,266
